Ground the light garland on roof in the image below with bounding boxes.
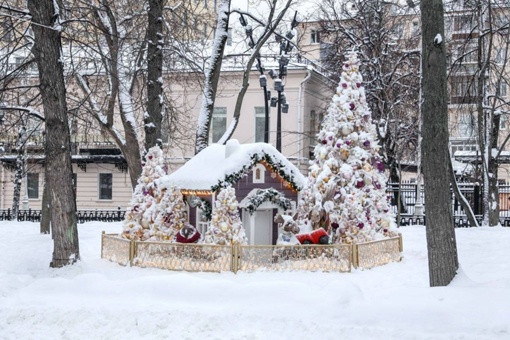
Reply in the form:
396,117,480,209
181,190,213,196
211,153,302,193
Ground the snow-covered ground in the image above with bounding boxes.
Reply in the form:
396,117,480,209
0,222,509,340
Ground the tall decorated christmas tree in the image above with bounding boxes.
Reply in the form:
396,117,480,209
203,185,248,245
300,51,396,244
122,145,168,240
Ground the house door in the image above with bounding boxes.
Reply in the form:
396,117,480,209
253,209,273,245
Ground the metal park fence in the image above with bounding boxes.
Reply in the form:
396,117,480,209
387,181,510,227
101,232,403,273
0,207,125,223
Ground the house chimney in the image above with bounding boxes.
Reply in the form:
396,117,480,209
225,139,240,158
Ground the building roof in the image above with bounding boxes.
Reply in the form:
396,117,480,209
161,139,306,192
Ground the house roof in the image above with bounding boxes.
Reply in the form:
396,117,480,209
161,140,306,192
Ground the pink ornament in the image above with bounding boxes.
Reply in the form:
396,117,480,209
336,142,342,148
342,83,348,88
363,140,370,148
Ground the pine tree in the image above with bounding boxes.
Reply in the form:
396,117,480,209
300,51,397,244
204,186,248,245
122,145,168,240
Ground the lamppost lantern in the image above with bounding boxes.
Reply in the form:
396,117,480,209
280,92,286,103
282,103,289,114
270,97,278,107
268,69,277,79
245,25,253,35
274,79,283,91
286,30,295,40
266,90,271,99
259,75,267,87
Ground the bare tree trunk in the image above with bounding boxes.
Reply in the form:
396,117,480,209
40,181,51,234
146,0,165,150
195,0,231,154
28,0,80,267
420,0,459,286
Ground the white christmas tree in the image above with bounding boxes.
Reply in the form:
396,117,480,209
300,51,397,244
122,145,168,240
152,185,188,241
203,185,248,245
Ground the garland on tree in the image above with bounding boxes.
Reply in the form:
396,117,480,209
203,185,248,245
211,153,302,192
245,188,292,215
297,51,398,244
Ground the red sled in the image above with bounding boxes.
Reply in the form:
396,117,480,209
296,228,329,245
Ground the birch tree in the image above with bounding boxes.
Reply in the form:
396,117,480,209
421,0,459,286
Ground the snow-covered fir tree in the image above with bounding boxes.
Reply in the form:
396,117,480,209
152,186,188,241
122,145,168,240
204,185,248,245
299,51,397,244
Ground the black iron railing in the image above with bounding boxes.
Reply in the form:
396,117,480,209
0,208,125,223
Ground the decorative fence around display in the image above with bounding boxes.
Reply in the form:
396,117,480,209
101,232,403,273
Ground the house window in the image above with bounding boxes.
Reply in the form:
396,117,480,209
310,29,320,44
500,81,507,97
495,48,507,64
211,107,227,143
252,163,265,184
412,21,419,36
99,173,113,200
458,113,475,137
27,173,39,199
255,106,266,142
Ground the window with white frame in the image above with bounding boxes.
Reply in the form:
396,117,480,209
211,107,227,143
252,163,266,184
99,173,113,200
27,173,39,199
500,81,507,97
310,29,320,44
255,107,266,142
458,113,475,137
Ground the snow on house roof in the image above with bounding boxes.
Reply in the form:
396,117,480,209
160,139,306,192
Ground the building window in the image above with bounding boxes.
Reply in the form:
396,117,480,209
454,15,474,32
99,173,113,200
252,163,265,184
211,107,227,143
310,29,320,44
500,81,507,97
495,47,507,64
255,107,266,142
27,173,39,199
458,113,475,137
412,21,419,36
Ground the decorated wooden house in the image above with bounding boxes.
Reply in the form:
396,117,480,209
162,139,306,245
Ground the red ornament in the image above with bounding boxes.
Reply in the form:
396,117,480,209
148,155,153,160
342,83,348,88
358,222,364,229
356,82,361,88
349,103,355,110
356,180,364,188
